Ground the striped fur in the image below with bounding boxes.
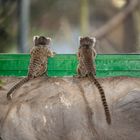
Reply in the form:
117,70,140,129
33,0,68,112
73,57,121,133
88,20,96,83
88,73,111,124
77,36,111,124
7,77,29,100
7,36,54,100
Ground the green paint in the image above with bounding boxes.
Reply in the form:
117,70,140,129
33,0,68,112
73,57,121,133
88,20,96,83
0,54,140,77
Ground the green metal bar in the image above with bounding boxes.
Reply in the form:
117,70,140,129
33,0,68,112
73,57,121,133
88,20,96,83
0,54,140,77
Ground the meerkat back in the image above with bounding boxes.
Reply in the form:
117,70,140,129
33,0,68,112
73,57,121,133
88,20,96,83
77,36,111,124
7,36,53,100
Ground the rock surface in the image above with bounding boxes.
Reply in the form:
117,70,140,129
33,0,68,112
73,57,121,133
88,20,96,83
0,76,140,140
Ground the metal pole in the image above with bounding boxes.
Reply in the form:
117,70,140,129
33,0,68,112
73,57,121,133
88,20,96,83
17,0,30,53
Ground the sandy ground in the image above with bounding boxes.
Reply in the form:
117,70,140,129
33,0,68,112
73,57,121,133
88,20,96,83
0,76,140,140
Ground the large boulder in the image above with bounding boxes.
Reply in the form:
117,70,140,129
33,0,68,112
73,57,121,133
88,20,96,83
0,76,140,140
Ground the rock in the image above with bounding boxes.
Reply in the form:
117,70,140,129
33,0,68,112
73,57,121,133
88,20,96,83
0,76,140,140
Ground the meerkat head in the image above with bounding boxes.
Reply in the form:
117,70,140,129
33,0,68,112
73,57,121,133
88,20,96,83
33,36,51,46
79,36,96,48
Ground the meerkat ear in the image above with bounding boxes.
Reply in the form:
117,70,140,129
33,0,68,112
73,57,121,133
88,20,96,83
33,36,39,46
46,37,51,42
79,36,83,41
79,36,84,46
46,37,52,45
33,36,39,42
46,37,52,44
91,37,96,46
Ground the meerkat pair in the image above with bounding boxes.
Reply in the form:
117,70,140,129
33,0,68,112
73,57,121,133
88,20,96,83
7,36,111,124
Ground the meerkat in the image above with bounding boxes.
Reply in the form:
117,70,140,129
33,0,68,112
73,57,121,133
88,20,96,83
77,36,111,124
7,36,55,100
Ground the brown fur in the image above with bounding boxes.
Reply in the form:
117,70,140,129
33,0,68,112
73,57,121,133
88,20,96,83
77,36,111,124
7,36,55,100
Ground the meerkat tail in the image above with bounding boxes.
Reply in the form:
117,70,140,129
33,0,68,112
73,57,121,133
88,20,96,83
7,77,29,100
88,73,111,124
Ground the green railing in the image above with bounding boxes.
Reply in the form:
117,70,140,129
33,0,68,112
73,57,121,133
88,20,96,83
0,54,140,77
